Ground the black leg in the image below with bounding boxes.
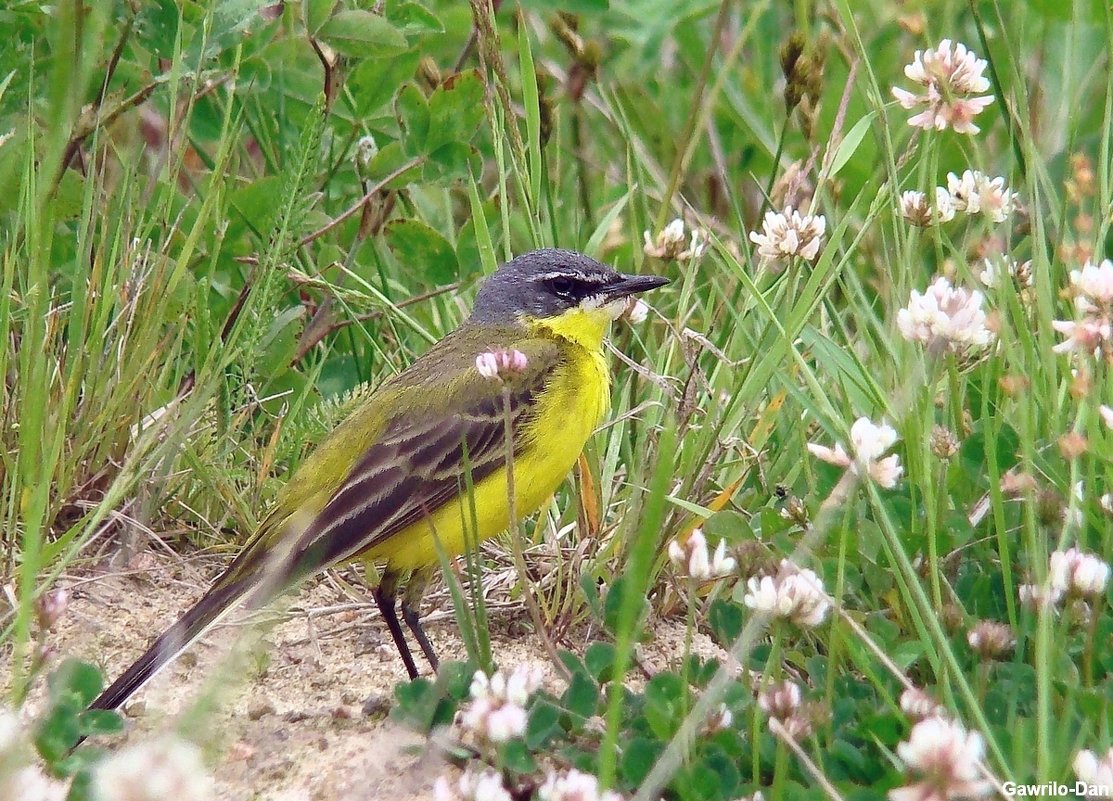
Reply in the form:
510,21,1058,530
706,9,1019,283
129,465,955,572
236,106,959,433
372,584,418,679
400,600,439,673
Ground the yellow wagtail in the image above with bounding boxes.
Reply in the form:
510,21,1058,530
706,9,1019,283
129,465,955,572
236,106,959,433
90,248,668,711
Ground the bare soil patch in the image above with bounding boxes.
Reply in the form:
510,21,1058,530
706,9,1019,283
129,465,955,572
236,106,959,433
38,550,725,800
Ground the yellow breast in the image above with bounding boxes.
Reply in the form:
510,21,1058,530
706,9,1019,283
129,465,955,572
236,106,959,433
367,339,610,572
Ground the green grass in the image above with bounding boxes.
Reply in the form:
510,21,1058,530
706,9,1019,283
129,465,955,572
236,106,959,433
1,1,1111,799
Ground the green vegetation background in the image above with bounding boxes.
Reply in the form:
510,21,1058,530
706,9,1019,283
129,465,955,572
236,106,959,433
1,1,1111,799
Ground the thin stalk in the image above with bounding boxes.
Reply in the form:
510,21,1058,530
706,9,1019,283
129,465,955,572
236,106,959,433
653,0,733,231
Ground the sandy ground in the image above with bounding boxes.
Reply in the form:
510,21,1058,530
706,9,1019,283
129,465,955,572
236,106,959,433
34,550,726,800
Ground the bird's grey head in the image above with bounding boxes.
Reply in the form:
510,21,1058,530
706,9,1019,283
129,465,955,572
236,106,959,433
469,248,669,325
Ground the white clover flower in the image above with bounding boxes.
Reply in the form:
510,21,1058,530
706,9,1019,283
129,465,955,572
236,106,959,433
1069,260,1113,311
899,688,946,722
1,767,69,801
621,297,649,325
1074,748,1113,799
0,705,22,756
891,40,993,134
748,206,826,270
806,417,904,489
458,665,544,743
900,188,956,227
1054,262,1113,360
1063,481,1086,531
1051,318,1113,358
966,620,1014,660
538,768,623,801
978,256,1032,290
704,703,733,734
1018,582,1063,611
667,529,736,581
897,277,994,358
946,170,1017,223
1052,318,1112,356
475,348,529,380
757,680,801,721
683,228,708,261
355,134,379,169
92,738,212,801
742,560,830,628
759,681,818,739
434,767,513,801
1100,405,1113,429
1049,547,1110,599
644,219,705,261
889,718,991,801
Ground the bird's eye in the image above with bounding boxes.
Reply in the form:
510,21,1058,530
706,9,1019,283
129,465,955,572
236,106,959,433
547,277,575,299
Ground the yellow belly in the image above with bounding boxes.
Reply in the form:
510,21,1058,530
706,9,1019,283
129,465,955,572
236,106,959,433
367,348,609,571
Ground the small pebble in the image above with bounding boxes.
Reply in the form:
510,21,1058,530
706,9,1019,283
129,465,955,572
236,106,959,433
362,693,391,717
247,698,276,720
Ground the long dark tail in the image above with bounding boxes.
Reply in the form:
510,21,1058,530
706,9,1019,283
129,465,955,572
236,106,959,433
90,575,254,712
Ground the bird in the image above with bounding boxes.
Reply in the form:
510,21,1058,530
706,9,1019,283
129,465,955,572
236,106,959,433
88,248,669,714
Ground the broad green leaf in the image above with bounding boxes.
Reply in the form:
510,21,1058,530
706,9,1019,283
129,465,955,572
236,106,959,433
644,673,684,740
699,743,741,799
621,737,662,787
437,660,475,701
557,649,588,679
525,700,561,749
562,671,599,720
426,71,486,153
424,142,480,183
708,599,743,648
78,709,124,737
391,678,438,729
517,0,608,11
671,761,721,801
364,141,422,188
396,84,430,155
34,704,80,764
190,0,268,60
389,1,444,35
497,739,536,774
318,9,407,57
385,220,458,284
585,641,616,682
304,0,336,34
349,52,422,115
48,659,104,708
136,0,181,58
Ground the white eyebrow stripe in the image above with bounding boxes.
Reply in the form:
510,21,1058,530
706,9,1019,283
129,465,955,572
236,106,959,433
533,270,613,284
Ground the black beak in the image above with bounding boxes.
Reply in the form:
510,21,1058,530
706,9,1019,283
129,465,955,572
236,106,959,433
602,273,671,300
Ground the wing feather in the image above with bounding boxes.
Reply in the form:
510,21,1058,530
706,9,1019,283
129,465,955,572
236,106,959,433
274,339,560,584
